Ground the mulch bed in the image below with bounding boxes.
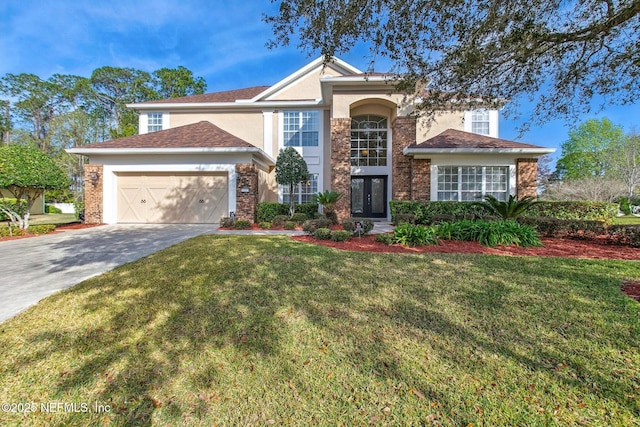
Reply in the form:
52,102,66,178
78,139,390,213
0,223,103,242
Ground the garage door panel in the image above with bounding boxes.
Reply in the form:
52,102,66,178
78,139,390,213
117,173,228,223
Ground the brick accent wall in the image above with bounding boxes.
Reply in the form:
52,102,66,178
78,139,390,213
392,116,416,201
516,158,538,199
411,158,431,201
83,164,103,224
235,163,258,222
331,118,352,220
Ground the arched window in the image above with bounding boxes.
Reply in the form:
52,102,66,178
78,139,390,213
350,115,388,167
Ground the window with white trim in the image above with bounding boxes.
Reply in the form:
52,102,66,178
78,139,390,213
148,113,163,133
437,166,508,201
281,174,318,204
350,115,388,166
471,109,490,135
283,111,319,146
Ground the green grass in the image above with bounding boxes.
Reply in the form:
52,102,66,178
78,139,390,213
28,213,78,225
1,235,639,426
613,215,640,225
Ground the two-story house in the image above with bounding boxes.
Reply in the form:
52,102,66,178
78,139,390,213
69,57,554,224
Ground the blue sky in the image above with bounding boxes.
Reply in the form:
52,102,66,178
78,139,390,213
1,0,638,165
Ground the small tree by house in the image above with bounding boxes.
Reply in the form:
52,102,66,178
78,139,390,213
313,190,343,224
0,144,69,229
275,147,309,216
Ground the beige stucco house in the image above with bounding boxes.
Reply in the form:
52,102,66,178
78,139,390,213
68,57,554,224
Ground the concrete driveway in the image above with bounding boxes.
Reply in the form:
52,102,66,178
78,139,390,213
0,224,219,323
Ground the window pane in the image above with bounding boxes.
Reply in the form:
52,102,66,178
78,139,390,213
148,113,162,133
351,115,388,167
283,111,318,147
437,166,508,201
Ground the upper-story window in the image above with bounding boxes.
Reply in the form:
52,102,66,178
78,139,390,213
148,113,163,133
350,115,388,167
471,109,490,135
283,111,319,146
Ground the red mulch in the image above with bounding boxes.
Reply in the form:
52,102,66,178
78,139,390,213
291,234,640,261
622,281,640,303
0,223,103,242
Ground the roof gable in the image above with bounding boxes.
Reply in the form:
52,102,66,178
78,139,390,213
82,121,255,149
410,129,545,150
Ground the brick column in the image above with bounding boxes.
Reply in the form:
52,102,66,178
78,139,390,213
392,116,416,201
83,164,103,224
516,158,538,199
411,158,431,201
331,118,352,220
235,163,258,222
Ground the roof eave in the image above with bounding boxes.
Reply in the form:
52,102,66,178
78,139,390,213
66,146,276,165
127,99,324,109
403,147,556,156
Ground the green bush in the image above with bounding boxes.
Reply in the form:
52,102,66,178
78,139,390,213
607,225,640,247
389,201,491,224
523,201,617,223
393,223,439,246
0,198,27,221
393,213,417,225
314,228,332,240
219,216,235,228
302,218,333,235
295,203,319,218
258,221,272,229
28,224,56,235
234,220,252,229
256,202,289,223
342,218,374,235
618,197,632,215
45,205,63,214
0,225,25,237
435,220,541,247
331,230,351,242
74,202,85,221
290,212,308,224
374,232,396,245
272,215,290,227
45,189,76,203
284,221,297,230
517,217,606,239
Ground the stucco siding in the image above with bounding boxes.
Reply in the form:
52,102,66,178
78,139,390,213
169,112,264,150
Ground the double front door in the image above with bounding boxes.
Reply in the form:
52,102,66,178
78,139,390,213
350,176,387,218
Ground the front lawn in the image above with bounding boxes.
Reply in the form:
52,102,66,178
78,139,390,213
1,235,639,426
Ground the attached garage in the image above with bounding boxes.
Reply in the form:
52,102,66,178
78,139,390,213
116,173,228,223
67,121,275,224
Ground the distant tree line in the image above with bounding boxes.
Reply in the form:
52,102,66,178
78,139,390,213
0,66,206,201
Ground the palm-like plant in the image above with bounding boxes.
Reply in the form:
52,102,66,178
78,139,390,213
480,194,539,220
313,190,343,224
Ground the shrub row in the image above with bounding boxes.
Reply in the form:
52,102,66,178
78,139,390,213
516,216,606,239
607,225,640,247
390,200,618,225
256,202,319,223
45,205,63,214
0,224,56,237
313,228,351,242
376,220,541,248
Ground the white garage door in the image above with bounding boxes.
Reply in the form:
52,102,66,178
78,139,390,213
117,173,228,223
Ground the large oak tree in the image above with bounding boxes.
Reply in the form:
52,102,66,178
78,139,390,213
265,0,640,124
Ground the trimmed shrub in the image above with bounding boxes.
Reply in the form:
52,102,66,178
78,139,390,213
295,203,319,219
302,218,332,235
272,215,290,227
342,218,374,235
74,202,85,221
256,202,289,223
234,220,252,229
374,232,396,245
619,197,632,215
393,213,417,225
523,201,617,223
390,201,492,224
517,216,606,239
284,221,296,230
45,204,63,214
219,216,235,228
331,230,351,242
258,221,272,229
393,223,439,246
28,224,56,235
607,225,640,247
314,228,332,240
290,212,308,224
0,225,26,237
